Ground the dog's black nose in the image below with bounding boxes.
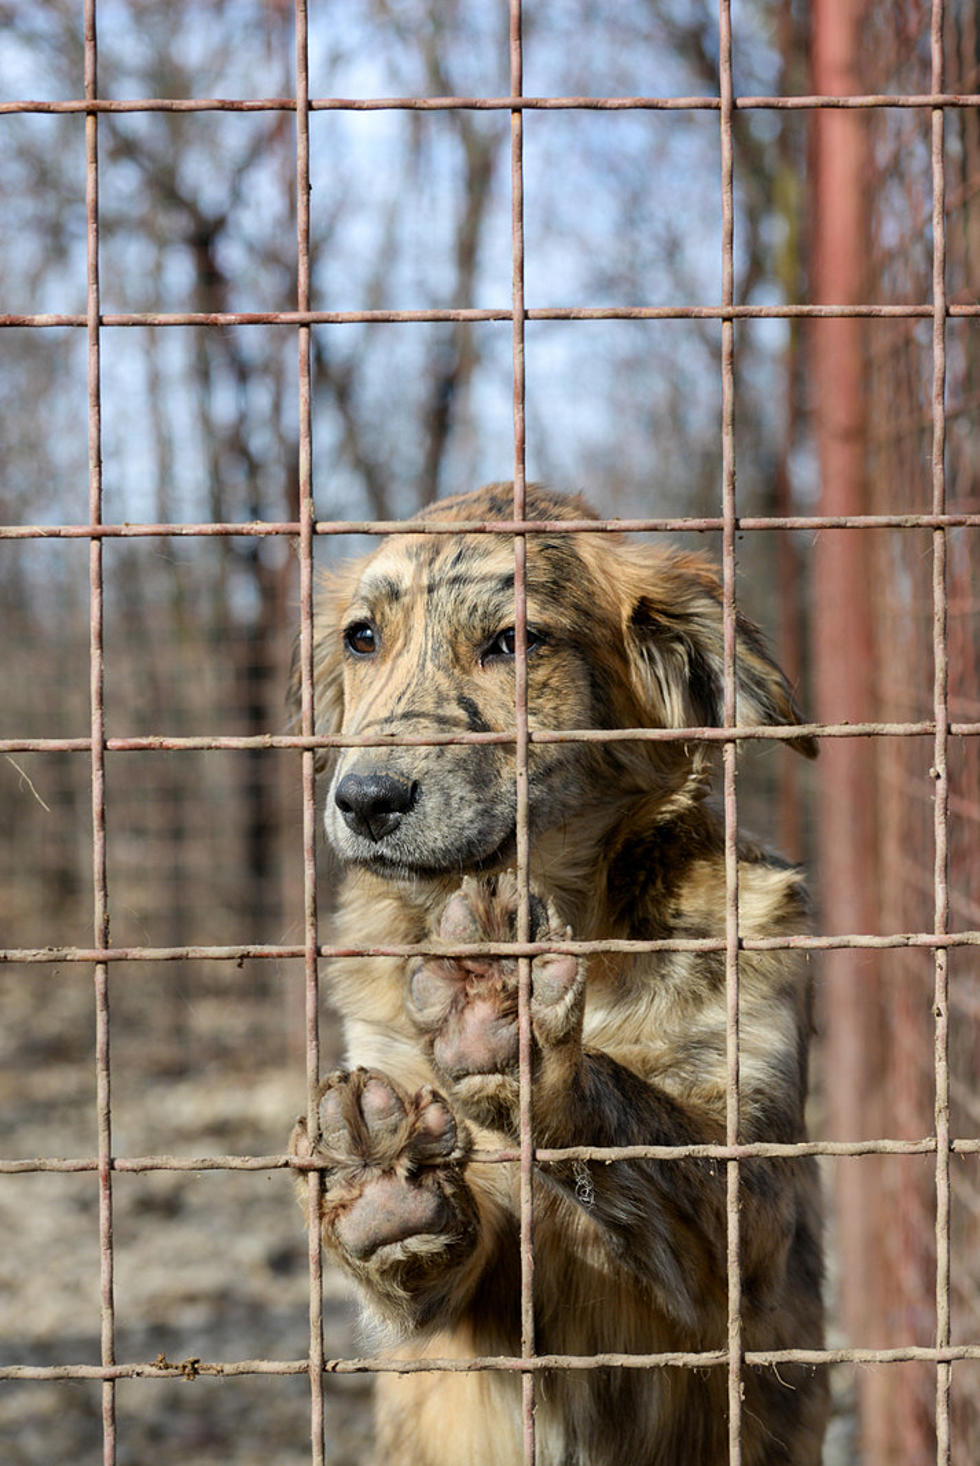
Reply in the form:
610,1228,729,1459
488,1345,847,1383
334,773,418,842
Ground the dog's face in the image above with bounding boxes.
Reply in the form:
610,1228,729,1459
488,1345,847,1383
303,484,813,881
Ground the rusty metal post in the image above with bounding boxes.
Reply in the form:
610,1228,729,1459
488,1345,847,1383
809,0,885,1454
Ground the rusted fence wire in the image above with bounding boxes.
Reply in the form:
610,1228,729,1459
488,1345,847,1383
815,3,980,1462
1,3,978,1465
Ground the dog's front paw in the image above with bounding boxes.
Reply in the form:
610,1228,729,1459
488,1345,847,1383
406,872,585,1127
291,1069,477,1272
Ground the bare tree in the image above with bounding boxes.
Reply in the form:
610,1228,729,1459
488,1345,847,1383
0,0,809,1018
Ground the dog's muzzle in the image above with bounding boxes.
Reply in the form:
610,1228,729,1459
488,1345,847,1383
334,772,419,842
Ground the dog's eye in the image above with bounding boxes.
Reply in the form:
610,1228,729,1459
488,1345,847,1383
482,627,542,662
344,621,378,657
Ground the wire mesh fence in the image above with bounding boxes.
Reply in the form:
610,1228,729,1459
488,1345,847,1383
813,3,980,1460
1,3,978,1465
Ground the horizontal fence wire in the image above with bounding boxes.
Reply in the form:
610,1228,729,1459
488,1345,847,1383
3,722,980,752
2,931,980,959
3,91,980,114
5,305,980,327
2,3,977,1466
4,1345,980,1386
4,514,980,538
4,1136,980,1177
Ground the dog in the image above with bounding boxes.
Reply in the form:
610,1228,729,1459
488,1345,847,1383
289,483,827,1465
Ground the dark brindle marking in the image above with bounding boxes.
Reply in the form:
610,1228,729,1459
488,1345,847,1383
289,483,827,1466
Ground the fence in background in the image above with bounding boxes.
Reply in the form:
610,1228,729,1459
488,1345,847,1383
813,3,980,1460
1,3,978,1464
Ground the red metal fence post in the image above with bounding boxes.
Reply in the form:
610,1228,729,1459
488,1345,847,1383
809,7,885,1449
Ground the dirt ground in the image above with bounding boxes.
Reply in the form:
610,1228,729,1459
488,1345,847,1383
0,955,856,1465
0,960,374,1466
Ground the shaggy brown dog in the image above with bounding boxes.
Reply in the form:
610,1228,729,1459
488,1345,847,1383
290,483,827,1465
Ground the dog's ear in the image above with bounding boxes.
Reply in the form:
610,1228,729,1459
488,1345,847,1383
623,549,817,758
287,566,360,766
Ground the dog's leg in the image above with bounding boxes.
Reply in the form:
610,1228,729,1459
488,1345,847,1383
406,873,803,1331
289,1068,485,1328
406,872,584,1133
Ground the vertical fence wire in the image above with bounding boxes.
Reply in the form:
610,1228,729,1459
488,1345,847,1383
293,2,325,1461
508,3,536,1461
84,3,116,1461
717,4,743,1462
930,2,952,1461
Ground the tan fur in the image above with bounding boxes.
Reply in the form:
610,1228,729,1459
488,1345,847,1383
290,484,827,1465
